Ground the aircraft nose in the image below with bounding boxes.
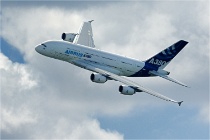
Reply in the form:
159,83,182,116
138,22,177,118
35,44,44,53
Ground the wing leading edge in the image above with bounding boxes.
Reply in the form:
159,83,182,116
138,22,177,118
73,61,183,106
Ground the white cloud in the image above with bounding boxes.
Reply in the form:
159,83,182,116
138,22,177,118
1,1,209,139
64,119,123,139
1,107,37,133
30,118,123,139
0,52,124,139
0,54,38,134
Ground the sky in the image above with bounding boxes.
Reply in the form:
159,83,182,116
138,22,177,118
0,1,209,139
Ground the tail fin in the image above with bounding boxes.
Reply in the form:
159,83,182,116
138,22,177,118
144,40,188,70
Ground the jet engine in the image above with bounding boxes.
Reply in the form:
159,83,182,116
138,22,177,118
119,85,135,95
61,33,77,42
90,73,107,83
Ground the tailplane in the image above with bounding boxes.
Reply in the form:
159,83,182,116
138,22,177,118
149,70,189,87
144,40,188,70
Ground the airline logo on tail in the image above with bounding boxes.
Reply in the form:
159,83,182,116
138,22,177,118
148,58,167,66
145,40,188,70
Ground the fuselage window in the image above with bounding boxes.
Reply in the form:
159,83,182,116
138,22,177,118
41,44,47,47
121,61,132,65
102,56,113,60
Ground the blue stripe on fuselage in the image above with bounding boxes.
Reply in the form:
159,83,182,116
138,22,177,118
129,62,158,77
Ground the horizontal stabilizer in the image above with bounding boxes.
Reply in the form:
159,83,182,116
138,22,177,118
149,71,189,87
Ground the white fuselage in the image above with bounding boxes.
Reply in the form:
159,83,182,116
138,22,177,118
35,37,187,105
36,40,146,77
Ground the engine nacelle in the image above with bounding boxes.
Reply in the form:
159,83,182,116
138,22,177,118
61,33,77,42
119,85,135,95
90,73,107,83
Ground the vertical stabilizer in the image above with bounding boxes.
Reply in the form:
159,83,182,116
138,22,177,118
144,40,188,70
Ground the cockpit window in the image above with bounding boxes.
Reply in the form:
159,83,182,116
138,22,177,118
41,44,47,47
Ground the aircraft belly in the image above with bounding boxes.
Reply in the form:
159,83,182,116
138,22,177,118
80,60,123,76
95,65,123,76
128,67,154,77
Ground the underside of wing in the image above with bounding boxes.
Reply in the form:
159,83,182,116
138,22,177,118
74,20,95,48
73,60,183,106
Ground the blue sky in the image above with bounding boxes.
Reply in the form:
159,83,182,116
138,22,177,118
1,37,25,63
1,1,209,139
98,106,209,139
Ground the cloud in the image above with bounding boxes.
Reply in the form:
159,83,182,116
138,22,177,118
65,119,123,139
198,105,210,124
1,1,209,139
1,107,37,133
0,52,124,139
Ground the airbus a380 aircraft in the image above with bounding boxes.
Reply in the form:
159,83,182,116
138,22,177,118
35,20,189,106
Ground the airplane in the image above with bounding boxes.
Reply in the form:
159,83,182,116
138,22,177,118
35,20,189,106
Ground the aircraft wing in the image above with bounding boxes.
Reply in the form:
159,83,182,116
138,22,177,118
74,20,95,48
73,61,183,106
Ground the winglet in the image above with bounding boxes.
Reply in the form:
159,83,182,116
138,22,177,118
88,20,94,23
178,101,183,106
